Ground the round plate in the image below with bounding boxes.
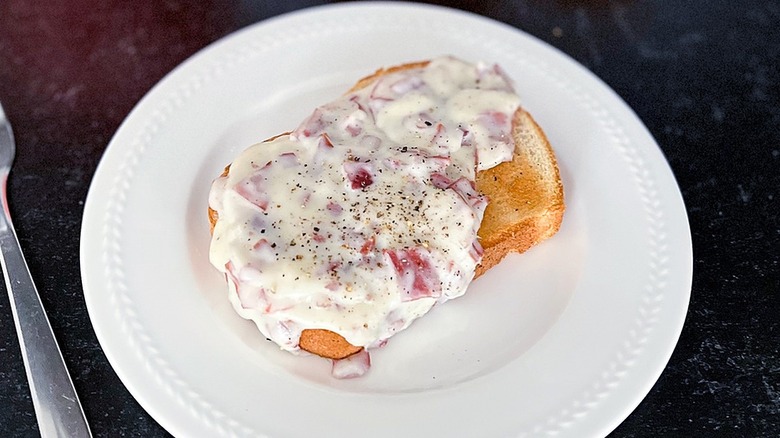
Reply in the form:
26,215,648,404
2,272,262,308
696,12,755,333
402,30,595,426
80,3,692,437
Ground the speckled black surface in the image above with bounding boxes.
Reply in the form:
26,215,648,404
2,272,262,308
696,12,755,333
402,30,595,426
0,0,777,436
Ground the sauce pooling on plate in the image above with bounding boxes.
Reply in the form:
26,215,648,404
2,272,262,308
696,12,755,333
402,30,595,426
208,56,520,377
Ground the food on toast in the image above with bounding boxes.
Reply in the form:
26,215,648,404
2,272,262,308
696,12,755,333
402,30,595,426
208,56,564,377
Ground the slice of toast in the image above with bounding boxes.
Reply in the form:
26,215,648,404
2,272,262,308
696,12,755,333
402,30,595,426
209,62,564,360
346,62,565,277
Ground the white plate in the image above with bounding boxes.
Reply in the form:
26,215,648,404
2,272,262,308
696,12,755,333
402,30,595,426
81,3,692,437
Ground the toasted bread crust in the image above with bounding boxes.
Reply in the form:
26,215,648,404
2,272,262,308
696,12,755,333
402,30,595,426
299,329,363,359
209,61,563,360
474,109,564,276
347,61,431,93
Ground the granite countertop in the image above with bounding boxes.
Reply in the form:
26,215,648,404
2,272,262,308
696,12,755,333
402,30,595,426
0,0,777,436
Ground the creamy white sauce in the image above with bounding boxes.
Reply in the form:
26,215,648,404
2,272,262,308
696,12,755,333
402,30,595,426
209,56,520,371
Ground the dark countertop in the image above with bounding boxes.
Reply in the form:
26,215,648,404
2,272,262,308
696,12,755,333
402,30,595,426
0,0,777,436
